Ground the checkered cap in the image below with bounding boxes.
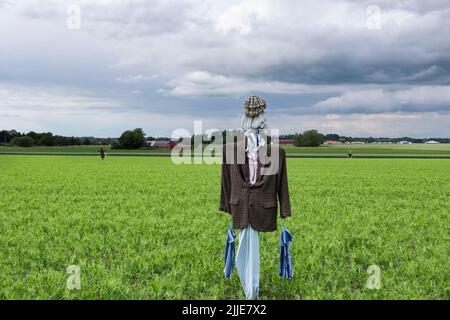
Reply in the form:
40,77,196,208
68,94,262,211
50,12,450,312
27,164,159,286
244,95,266,117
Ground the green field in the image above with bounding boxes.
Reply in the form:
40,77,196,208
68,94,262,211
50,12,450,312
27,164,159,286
0,155,449,299
0,145,171,154
1,143,450,156
283,143,450,155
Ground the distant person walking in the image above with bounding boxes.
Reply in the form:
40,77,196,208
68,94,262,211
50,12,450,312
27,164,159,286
347,149,352,158
98,147,106,160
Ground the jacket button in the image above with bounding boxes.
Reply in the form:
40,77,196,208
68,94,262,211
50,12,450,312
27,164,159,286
250,203,253,207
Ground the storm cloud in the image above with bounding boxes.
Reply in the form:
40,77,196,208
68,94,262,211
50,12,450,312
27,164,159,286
0,0,449,137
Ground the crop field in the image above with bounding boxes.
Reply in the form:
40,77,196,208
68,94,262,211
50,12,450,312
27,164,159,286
283,143,450,155
0,145,171,154
0,155,449,299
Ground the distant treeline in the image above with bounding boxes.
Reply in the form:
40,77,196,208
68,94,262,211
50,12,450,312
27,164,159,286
0,130,116,147
1,129,449,148
279,134,450,144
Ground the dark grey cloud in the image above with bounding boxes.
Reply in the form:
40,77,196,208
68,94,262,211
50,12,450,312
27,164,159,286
1,0,450,137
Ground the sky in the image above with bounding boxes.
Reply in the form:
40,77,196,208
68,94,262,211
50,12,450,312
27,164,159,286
1,0,450,138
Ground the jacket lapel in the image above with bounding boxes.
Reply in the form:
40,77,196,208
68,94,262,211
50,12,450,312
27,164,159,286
241,156,250,184
255,156,262,183
235,139,250,184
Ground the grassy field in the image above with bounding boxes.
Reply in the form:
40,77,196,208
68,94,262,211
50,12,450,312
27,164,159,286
0,145,171,154
1,143,450,155
283,143,450,155
0,155,449,299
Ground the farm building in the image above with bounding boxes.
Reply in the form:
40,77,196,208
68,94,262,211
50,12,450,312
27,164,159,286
279,139,293,145
147,140,177,149
398,141,412,144
324,140,340,144
425,140,440,144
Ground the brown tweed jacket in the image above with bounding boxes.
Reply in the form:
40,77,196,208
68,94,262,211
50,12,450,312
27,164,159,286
219,141,292,232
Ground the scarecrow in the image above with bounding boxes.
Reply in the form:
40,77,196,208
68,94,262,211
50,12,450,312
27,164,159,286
220,96,293,299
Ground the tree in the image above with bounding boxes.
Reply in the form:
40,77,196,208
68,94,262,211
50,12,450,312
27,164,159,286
293,133,303,147
9,130,21,139
26,131,39,140
38,133,55,146
118,128,145,149
111,141,122,149
53,135,67,146
293,130,324,147
0,130,9,145
325,133,340,141
11,136,34,147
70,137,81,145
0,130,20,144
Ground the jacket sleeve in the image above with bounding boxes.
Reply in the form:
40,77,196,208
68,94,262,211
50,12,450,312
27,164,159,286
277,148,292,218
219,147,232,214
